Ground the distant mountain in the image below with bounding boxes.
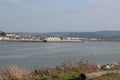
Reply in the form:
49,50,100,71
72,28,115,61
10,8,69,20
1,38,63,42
6,31,120,39
38,31,120,39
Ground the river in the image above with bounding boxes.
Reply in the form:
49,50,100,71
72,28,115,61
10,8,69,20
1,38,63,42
0,41,120,70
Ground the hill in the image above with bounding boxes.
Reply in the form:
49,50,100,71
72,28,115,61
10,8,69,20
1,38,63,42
39,31,120,39
6,31,120,39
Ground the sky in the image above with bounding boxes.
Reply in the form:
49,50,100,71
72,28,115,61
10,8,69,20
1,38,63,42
0,0,120,32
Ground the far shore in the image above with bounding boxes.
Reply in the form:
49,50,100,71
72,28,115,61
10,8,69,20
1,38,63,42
1,39,120,42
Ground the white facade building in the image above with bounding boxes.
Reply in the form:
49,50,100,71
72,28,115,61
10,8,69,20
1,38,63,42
6,34,16,37
0,37,3,40
66,37,80,40
45,37,61,41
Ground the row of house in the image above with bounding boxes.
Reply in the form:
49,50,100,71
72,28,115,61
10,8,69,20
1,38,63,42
0,33,99,42
0,33,42,41
44,37,84,42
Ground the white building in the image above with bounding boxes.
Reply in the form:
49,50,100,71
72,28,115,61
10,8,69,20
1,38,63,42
66,37,80,40
4,37,10,40
89,38,98,40
6,34,16,37
0,37,3,40
45,37,61,41
71,37,80,40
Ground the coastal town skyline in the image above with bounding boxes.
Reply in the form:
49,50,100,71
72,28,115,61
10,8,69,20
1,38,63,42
0,0,120,32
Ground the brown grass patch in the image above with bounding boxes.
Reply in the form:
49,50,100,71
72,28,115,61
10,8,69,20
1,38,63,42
32,63,98,78
0,65,30,80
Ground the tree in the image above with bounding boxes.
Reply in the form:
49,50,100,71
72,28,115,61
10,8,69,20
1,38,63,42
0,31,6,37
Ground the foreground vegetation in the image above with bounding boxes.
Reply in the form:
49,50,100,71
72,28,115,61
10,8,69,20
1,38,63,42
91,74,120,80
0,63,120,80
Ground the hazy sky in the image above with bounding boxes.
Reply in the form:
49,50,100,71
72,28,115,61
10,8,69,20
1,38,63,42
0,0,120,32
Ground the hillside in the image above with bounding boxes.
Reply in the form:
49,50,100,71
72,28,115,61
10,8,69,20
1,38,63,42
3,31,120,39
39,31,120,39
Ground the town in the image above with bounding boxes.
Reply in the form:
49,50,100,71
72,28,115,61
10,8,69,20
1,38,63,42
0,32,99,42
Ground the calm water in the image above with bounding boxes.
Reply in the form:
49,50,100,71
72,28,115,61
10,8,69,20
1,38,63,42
0,41,120,70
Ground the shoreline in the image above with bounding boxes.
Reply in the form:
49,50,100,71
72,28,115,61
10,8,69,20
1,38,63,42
0,40,84,42
1,39,120,42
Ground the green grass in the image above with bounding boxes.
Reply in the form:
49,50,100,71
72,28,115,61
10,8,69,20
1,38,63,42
29,64,120,80
42,72,80,80
29,72,80,80
28,72,120,80
91,74,120,80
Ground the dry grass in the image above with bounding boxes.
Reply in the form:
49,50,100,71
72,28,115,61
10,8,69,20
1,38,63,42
31,62,98,78
0,63,119,80
0,65,30,80
0,62,98,80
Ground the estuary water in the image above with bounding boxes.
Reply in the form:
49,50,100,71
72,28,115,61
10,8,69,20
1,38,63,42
0,41,120,70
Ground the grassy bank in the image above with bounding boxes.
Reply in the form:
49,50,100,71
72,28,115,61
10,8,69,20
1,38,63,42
0,63,120,80
91,74,120,80
31,72,120,80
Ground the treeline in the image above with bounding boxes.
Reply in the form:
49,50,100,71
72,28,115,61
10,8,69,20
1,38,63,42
0,31,6,36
